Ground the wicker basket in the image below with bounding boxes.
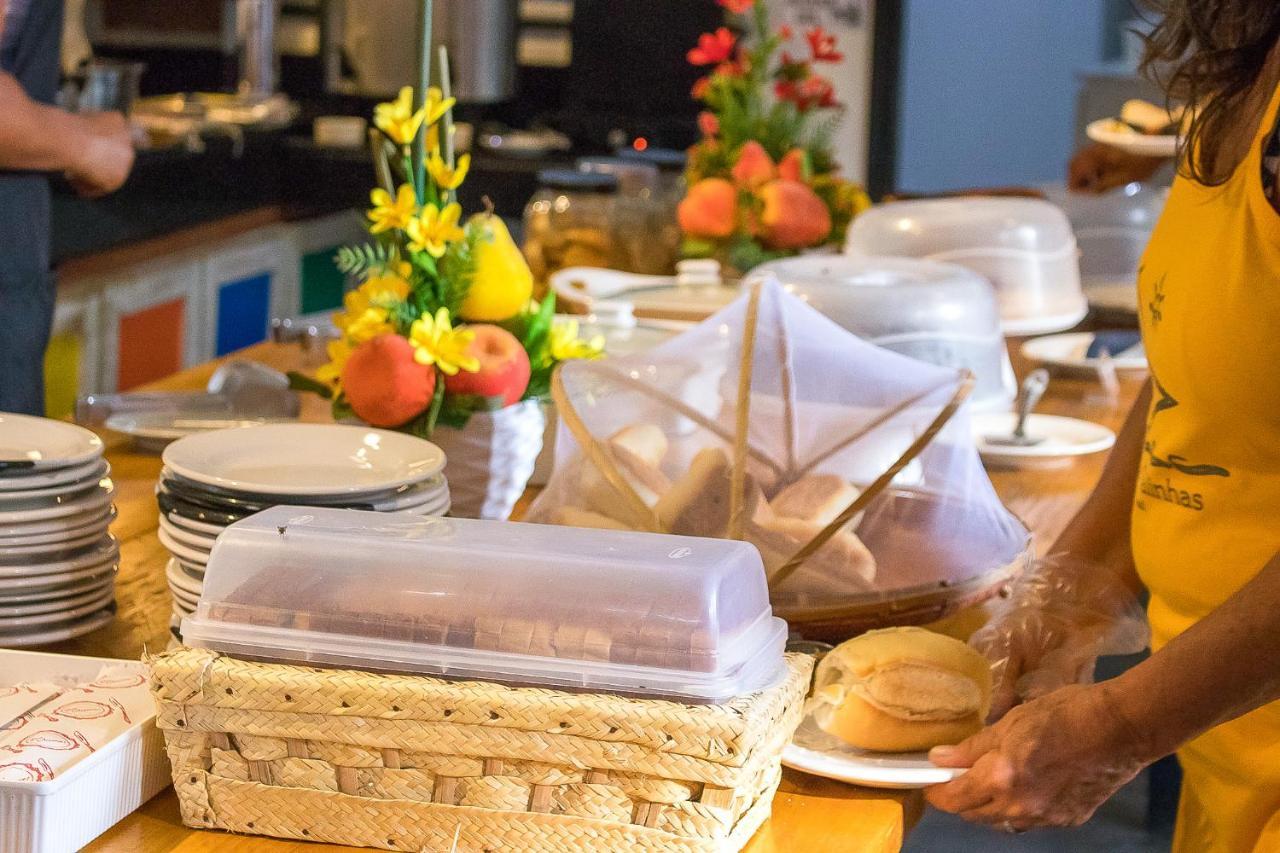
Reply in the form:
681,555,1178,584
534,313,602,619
148,648,813,852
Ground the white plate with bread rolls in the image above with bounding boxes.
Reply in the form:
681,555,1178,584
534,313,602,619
782,627,989,789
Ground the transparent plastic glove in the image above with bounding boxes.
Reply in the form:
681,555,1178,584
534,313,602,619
971,554,1150,720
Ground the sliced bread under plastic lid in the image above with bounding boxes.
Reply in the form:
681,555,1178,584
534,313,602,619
181,505,788,703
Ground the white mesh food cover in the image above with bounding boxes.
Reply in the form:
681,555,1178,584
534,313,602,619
527,278,1030,637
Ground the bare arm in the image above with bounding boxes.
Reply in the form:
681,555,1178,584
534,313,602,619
0,71,134,195
1047,379,1151,591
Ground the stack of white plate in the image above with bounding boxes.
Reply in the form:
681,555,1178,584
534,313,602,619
157,423,449,635
0,413,118,647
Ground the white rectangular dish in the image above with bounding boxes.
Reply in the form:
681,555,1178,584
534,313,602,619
0,650,169,853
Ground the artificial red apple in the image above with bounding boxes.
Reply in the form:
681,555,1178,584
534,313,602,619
757,179,832,249
341,334,437,427
443,324,531,407
677,177,737,239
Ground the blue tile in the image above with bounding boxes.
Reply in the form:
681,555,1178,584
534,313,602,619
216,272,272,356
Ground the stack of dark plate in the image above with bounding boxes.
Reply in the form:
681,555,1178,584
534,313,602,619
0,413,118,647
156,423,449,636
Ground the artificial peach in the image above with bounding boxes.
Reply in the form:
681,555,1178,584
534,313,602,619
778,148,808,182
731,140,776,188
442,324,531,407
757,179,832,249
341,334,437,427
677,178,737,239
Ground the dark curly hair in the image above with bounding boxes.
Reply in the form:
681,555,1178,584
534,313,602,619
1140,0,1280,185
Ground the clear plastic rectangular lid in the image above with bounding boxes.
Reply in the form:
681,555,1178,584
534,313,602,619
182,506,787,703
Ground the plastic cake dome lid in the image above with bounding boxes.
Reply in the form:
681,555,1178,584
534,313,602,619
749,255,1003,340
846,197,1077,257
182,506,788,703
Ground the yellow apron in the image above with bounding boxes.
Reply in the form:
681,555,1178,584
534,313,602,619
1133,81,1280,852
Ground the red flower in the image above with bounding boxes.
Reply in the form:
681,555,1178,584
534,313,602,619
688,28,737,66
778,24,793,40
698,111,720,137
806,26,843,63
718,0,755,12
691,77,712,99
775,75,839,111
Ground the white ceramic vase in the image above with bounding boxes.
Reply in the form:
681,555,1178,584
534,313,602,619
429,399,546,520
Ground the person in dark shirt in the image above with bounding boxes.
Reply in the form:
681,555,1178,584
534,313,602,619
0,0,133,414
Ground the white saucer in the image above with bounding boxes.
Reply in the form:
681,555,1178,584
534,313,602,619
0,577,114,617
157,527,209,565
972,412,1117,465
0,537,119,580
0,413,104,470
165,558,204,599
0,479,114,524
0,529,111,560
0,461,110,502
0,586,115,629
0,505,115,540
163,424,445,497
158,516,216,551
781,717,964,790
0,604,115,647
163,510,225,537
1086,118,1178,158
0,566,115,601
1022,332,1147,373
105,412,283,445
0,457,105,492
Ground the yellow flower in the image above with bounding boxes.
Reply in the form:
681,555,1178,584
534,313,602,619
425,86,456,126
409,308,479,376
406,202,465,258
358,272,411,305
373,86,426,146
341,307,395,344
316,338,353,386
549,319,606,361
333,272,410,333
426,151,471,191
367,184,417,233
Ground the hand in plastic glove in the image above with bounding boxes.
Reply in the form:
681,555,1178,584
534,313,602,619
971,555,1150,720
924,682,1151,830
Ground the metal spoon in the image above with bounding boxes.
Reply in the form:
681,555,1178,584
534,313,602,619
986,369,1050,447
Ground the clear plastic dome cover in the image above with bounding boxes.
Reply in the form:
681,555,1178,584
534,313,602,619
529,279,1031,639
745,255,1015,410
845,197,1087,335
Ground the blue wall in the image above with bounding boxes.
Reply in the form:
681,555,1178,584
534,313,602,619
895,0,1108,193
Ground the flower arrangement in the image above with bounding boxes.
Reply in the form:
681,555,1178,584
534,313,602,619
679,0,871,273
290,83,603,434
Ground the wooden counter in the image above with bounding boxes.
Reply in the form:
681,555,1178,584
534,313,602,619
41,339,1143,853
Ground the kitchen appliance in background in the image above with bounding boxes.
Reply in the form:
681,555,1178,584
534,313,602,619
329,0,517,103
83,0,280,99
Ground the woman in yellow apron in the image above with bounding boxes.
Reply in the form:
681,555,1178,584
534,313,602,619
926,4,1280,849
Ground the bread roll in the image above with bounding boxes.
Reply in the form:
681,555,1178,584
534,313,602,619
608,424,669,468
770,475,859,527
579,445,671,527
745,519,876,599
655,447,763,537
1120,98,1184,134
810,627,991,753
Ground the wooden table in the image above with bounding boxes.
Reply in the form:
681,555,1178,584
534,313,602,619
47,339,1144,853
